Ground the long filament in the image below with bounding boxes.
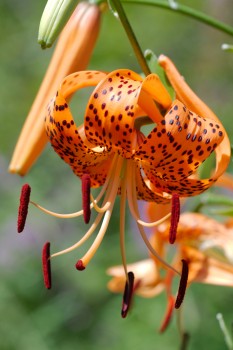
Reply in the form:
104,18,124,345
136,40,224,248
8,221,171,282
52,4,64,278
119,161,129,281
125,168,171,227
51,155,123,259
127,161,180,275
79,156,124,266
30,154,120,219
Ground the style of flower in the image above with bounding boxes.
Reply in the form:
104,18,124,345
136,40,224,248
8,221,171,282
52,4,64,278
108,208,233,330
17,55,230,315
9,2,101,175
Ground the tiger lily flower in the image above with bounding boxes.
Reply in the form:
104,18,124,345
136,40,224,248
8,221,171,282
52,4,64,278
108,209,233,329
9,2,101,175
18,55,230,307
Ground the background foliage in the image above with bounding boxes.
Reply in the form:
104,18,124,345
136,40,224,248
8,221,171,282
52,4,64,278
0,0,232,349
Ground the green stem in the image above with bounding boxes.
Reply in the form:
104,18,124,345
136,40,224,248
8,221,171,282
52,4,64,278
180,333,190,350
216,313,233,350
122,0,233,37
109,0,151,75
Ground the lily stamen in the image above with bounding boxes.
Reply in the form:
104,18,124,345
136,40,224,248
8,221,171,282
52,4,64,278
30,201,85,218
17,184,31,233
29,155,120,219
121,271,135,318
127,161,180,275
90,194,111,213
50,156,123,262
82,173,91,224
169,193,180,244
175,259,189,309
76,201,115,269
74,156,124,269
42,241,52,289
51,211,104,258
119,162,129,280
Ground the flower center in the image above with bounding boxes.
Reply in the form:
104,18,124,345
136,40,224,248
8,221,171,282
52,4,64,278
18,155,181,290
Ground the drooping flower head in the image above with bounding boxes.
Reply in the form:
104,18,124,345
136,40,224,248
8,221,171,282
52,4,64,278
18,55,230,316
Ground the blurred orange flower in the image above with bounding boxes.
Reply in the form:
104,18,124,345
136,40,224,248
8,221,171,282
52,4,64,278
108,204,233,329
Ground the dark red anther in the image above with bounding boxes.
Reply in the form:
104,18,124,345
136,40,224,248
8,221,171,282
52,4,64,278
42,242,52,289
17,183,31,233
159,295,175,333
82,174,91,224
175,259,189,309
75,259,85,271
121,271,134,318
169,193,180,244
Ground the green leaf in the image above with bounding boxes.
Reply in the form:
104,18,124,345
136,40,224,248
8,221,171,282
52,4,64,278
144,49,175,100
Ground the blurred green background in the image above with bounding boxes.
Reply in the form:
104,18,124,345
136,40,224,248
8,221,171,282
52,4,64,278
0,0,233,349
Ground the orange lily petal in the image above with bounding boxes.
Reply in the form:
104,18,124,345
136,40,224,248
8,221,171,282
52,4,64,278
45,71,114,187
181,246,233,287
134,164,170,203
83,69,173,155
9,3,101,175
216,173,233,190
144,170,217,197
163,213,233,262
136,99,224,181
84,69,145,155
107,259,165,298
158,55,231,183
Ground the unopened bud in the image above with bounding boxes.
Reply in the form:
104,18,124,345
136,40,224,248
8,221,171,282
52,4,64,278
38,0,78,49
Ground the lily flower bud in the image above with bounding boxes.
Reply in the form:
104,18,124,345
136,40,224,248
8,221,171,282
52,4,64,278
9,2,101,175
38,0,78,49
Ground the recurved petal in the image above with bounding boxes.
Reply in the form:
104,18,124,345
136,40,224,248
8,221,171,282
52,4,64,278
143,167,221,197
83,69,173,156
45,73,114,187
135,100,225,182
158,55,230,183
134,164,170,203
84,69,145,155
137,73,172,123
180,246,233,287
